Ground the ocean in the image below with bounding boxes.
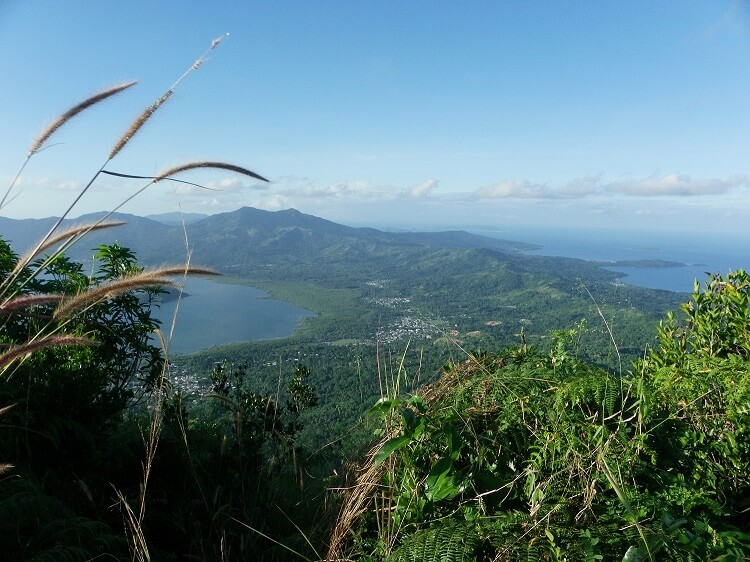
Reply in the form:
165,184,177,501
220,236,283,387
475,226,750,294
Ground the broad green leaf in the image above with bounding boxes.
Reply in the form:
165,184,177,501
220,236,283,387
622,546,647,562
406,395,427,412
424,457,460,502
367,398,399,417
401,407,416,430
446,424,462,460
374,435,411,465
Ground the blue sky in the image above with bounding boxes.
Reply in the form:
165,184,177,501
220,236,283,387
0,1,748,234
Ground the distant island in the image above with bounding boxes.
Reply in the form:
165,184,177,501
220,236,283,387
599,259,686,268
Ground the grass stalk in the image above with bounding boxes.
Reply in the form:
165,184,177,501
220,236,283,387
8,35,228,300
0,335,96,370
0,82,137,212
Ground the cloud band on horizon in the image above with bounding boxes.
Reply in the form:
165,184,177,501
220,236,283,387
473,173,749,200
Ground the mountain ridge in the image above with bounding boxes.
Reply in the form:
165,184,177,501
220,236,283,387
0,205,685,364
0,206,539,267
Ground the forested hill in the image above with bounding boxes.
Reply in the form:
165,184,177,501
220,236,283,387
0,213,181,263
0,206,537,267
0,207,684,353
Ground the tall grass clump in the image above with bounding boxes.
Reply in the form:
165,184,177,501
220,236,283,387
0,34,271,561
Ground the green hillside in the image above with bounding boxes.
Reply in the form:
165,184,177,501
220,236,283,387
1,207,683,359
3,233,748,560
5,208,731,561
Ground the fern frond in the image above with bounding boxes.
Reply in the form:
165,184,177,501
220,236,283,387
388,519,481,562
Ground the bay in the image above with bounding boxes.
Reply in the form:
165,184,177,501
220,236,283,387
151,277,314,355
474,226,750,293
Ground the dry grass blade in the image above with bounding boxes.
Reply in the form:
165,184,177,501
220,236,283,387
0,335,96,369
29,82,137,156
53,274,177,319
10,220,125,277
231,517,313,561
0,294,63,314
100,169,220,191
600,456,653,561
115,488,150,562
154,161,269,183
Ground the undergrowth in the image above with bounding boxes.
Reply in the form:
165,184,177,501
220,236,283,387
329,271,750,561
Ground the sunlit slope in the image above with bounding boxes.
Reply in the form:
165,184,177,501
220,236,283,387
1,206,683,355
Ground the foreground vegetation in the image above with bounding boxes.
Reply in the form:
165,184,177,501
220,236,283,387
3,42,749,562
3,228,750,560
330,270,750,561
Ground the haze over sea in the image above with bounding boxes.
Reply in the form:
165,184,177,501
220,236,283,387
478,226,750,294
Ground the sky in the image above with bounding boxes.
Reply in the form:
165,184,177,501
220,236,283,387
0,1,748,235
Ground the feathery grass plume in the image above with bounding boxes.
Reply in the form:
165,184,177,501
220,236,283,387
109,90,173,159
8,220,125,279
17,35,231,270
28,81,138,157
1,82,138,211
142,265,219,277
0,335,96,369
53,274,178,320
0,294,63,315
53,266,218,319
109,33,228,160
154,161,269,183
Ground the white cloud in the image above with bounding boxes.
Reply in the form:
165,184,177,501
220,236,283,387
474,177,600,200
605,174,748,197
280,183,346,199
473,173,748,200
172,184,212,197
250,194,287,210
475,179,548,199
18,176,82,192
53,180,80,191
408,178,439,198
187,193,287,212
280,180,396,200
562,175,603,198
170,175,268,198
164,172,750,220
205,176,269,192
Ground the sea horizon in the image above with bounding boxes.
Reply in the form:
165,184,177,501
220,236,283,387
472,225,750,294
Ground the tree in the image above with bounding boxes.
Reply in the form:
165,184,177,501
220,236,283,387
0,240,166,560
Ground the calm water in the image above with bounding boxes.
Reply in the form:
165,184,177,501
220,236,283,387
476,226,750,294
151,277,314,355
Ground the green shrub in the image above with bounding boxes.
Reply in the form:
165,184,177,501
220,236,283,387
330,272,750,561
